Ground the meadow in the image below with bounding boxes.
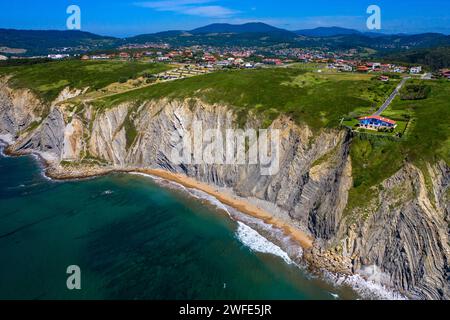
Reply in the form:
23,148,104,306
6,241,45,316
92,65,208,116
95,67,396,129
1,60,447,216
0,60,170,102
346,79,449,214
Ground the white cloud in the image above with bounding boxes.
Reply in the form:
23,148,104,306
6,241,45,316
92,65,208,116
134,0,238,18
183,6,237,18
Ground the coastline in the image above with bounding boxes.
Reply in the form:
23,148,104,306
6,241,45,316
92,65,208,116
43,163,315,250
138,169,314,249
0,141,410,300
0,138,314,250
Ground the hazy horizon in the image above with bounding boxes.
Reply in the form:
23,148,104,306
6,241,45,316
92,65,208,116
0,0,449,37
1,22,448,39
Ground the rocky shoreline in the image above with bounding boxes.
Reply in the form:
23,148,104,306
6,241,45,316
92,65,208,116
1,82,448,299
2,140,404,300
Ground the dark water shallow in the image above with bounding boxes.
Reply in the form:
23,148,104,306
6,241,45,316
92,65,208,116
0,146,359,300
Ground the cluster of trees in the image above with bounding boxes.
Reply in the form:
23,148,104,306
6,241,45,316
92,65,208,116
377,127,395,133
381,47,450,71
400,84,431,100
0,58,52,67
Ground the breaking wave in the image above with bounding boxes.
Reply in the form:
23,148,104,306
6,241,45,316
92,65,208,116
235,221,294,265
128,171,406,300
129,172,296,265
323,271,407,300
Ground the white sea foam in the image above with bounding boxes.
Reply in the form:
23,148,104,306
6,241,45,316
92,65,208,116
129,171,406,300
329,292,340,299
0,143,8,158
129,172,234,216
129,172,296,266
0,134,13,145
236,221,294,265
323,270,407,300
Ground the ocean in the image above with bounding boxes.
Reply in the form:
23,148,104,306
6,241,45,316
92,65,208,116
0,144,361,300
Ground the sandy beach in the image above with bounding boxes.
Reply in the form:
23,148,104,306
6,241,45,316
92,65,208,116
139,168,314,250
1,138,314,250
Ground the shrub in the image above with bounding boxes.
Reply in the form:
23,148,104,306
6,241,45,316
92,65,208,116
400,84,431,100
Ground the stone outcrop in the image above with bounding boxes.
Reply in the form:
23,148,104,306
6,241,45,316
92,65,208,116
0,81,448,300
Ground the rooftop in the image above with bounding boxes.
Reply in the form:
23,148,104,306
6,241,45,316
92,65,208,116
359,115,397,125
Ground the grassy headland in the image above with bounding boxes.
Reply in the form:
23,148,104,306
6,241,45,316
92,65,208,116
94,67,396,129
1,60,448,218
346,79,449,214
0,60,170,102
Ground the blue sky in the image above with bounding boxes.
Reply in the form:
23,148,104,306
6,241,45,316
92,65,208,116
0,0,449,37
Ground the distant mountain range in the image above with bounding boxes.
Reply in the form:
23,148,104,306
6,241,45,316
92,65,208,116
1,23,449,57
124,23,450,52
294,26,361,37
0,29,117,56
191,22,293,35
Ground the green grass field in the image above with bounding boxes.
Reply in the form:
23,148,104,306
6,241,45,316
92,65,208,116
1,60,447,217
346,79,450,214
95,67,396,129
0,60,171,102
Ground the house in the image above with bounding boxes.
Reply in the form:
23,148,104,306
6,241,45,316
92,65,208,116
48,54,69,60
370,62,381,71
119,52,130,59
337,64,353,72
203,54,216,63
262,58,282,65
410,66,422,74
91,54,110,60
216,60,231,68
393,66,407,73
359,115,397,130
440,69,450,79
157,56,171,62
357,65,370,72
379,75,389,82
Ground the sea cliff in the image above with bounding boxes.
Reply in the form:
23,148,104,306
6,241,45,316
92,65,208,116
0,79,448,300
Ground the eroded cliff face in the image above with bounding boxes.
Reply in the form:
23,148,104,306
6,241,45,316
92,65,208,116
341,163,450,299
0,82,448,300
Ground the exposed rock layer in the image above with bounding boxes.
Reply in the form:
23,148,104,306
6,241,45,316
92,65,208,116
0,82,448,300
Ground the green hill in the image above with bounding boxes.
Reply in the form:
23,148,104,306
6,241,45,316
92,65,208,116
95,66,395,128
0,60,170,101
1,60,448,211
0,29,120,56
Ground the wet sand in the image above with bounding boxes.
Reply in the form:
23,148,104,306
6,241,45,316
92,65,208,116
139,168,314,250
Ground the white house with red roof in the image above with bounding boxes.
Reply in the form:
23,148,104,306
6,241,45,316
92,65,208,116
358,115,397,130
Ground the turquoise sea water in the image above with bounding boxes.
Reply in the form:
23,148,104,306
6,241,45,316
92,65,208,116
0,145,360,300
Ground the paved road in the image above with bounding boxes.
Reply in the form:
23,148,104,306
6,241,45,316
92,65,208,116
374,77,410,116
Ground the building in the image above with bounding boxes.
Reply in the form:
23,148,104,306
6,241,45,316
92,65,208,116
440,69,450,79
156,56,171,62
359,115,397,130
0,55,8,61
91,54,110,60
262,58,282,65
379,75,390,82
357,65,370,72
48,54,70,60
336,63,353,72
410,66,422,74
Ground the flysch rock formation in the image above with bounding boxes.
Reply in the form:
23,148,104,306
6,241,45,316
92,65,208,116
0,81,448,300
